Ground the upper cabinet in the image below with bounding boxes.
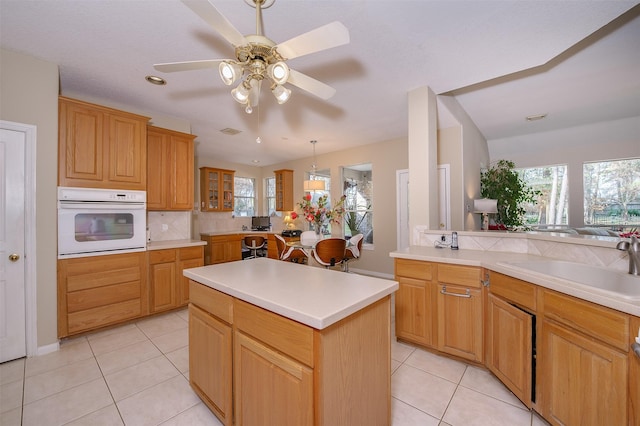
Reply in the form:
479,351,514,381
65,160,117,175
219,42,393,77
200,167,235,212
274,169,294,212
147,126,196,211
58,96,149,190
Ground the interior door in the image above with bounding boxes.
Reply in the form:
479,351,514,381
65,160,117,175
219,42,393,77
0,125,27,362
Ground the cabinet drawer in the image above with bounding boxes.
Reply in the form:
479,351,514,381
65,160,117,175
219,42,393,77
489,271,536,311
542,289,629,351
234,299,314,368
189,280,233,324
395,258,433,281
68,299,141,334
67,281,140,313
149,249,176,264
180,246,203,260
438,264,481,288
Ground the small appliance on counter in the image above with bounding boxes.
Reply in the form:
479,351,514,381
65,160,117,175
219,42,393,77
282,229,302,237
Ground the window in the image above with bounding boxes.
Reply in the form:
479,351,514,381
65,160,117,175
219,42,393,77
265,177,275,216
234,177,255,217
583,158,640,228
518,165,568,226
342,164,373,244
305,169,332,233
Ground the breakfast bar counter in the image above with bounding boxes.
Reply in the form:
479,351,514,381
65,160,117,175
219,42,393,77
183,257,398,425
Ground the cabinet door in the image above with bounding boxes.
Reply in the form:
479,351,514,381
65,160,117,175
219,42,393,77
178,256,203,306
395,276,434,347
486,293,533,407
274,169,293,212
437,284,483,362
210,240,227,264
630,316,640,425
221,171,234,211
225,237,243,262
146,129,169,209
58,99,105,185
170,134,194,210
149,251,177,313
541,319,627,425
106,112,146,188
189,304,233,426
234,331,313,426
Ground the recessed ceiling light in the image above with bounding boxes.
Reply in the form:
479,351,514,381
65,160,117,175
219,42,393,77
145,75,166,85
252,159,260,164
525,113,547,121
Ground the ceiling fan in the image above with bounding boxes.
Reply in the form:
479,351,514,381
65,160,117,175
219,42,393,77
154,0,350,113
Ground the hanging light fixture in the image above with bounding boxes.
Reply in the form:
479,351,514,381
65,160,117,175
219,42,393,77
303,140,326,192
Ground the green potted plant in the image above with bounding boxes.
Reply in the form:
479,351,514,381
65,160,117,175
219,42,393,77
480,160,540,229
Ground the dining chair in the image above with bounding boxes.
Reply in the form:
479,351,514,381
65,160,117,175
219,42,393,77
243,235,265,259
274,234,308,264
343,233,364,272
312,238,347,269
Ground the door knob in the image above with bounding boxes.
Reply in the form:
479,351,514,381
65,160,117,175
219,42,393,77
9,253,20,262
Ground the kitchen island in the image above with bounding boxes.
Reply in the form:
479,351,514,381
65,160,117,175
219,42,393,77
183,257,398,426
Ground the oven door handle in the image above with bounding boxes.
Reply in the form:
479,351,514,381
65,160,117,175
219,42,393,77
58,201,146,210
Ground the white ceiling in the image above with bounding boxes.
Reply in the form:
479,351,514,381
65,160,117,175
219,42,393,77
1,1,639,166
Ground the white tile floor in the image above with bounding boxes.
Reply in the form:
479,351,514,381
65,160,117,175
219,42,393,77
1,308,550,426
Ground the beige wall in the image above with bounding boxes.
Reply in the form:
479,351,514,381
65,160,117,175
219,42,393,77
1,48,60,348
438,126,464,229
193,138,407,276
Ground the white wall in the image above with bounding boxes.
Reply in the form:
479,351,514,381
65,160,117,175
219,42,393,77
488,116,640,227
0,48,59,348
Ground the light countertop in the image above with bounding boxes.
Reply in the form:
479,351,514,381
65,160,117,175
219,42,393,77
390,246,640,317
183,257,398,329
147,239,207,250
200,230,280,236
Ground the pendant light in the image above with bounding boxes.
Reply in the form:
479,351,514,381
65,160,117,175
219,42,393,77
303,140,325,192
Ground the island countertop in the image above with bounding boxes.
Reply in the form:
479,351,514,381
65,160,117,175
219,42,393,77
183,257,399,329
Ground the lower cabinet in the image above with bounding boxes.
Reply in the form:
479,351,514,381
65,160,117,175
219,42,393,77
149,246,204,313
57,252,147,338
436,281,483,362
539,289,629,425
394,259,483,362
189,279,392,426
201,234,243,265
189,302,233,426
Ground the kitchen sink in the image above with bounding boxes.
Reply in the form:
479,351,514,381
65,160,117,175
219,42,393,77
496,260,640,301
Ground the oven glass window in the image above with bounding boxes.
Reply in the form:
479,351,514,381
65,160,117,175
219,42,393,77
74,213,134,241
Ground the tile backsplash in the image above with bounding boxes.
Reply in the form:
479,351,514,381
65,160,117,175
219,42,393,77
147,211,191,241
415,227,629,273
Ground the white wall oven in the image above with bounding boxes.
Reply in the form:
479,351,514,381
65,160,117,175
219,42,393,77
57,187,146,258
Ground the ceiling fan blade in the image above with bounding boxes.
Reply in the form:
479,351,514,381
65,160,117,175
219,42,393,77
154,59,224,73
181,0,247,47
287,69,336,100
275,21,349,60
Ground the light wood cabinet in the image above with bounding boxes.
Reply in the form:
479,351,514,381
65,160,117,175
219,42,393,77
274,169,294,212
486,272,536,408
539,289,629,425
629,316,640,426
58,96,149,190
178,246,205,305
147,126,195,211
200,167,234,211
394,259,436,347
148,246,204,313
201,234,243,265
189,280,392,426
57,252,147,337
189,285,233,426
394,260,483,361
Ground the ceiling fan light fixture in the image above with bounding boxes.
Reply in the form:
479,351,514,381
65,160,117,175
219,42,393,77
267,61,290,85
271,84,291,104
219,61,243,86
231,82,250,103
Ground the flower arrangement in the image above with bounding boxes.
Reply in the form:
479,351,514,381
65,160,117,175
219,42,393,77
292,193,346,233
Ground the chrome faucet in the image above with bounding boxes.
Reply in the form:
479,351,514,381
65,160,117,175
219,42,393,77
616,235,640,275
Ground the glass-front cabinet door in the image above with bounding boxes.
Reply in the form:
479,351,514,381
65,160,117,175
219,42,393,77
200,167,235,212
